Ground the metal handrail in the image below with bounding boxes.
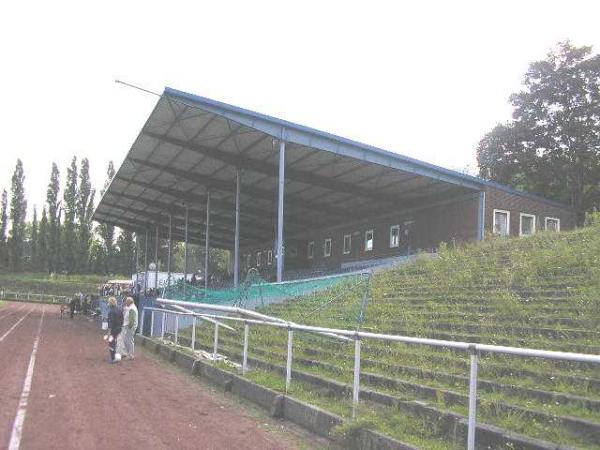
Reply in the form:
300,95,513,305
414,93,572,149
150,298,600,450
0,290,70,304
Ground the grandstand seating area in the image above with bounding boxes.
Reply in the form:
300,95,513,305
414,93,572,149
170,218,600,449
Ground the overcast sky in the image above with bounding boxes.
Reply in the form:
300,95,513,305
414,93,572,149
1,0,599,219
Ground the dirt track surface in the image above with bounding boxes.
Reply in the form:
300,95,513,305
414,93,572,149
0,302,322,450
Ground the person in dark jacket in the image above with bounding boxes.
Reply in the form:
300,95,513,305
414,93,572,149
107,297,123,363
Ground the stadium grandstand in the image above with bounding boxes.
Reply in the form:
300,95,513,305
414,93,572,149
93,86,575,295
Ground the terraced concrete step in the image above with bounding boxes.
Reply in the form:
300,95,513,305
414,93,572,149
188,335,594,449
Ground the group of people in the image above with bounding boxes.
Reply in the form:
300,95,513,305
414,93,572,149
106,296,139,363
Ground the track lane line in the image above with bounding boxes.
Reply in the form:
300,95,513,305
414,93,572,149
0,304,27,320
7,305,45,450
0,308,34,343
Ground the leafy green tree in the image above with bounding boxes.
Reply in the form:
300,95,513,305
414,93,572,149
0,189,7,270
115,230,134,275
62,157,78,272
38,207,49,273
477,41,600,224
30,207,38,271
9,159,27,271
46,163,61,273
97,161,115,273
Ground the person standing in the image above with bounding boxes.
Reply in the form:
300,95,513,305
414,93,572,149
107,297,123,363
121,297,138,360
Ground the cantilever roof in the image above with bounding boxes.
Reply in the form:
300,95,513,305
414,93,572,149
92,88,497,248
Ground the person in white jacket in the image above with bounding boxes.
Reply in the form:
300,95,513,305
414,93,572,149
121,297,138,359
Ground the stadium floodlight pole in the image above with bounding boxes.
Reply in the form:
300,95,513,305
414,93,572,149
144,229,149,292
167,214,172,287
204,190,211,290
234,168,241,287
154,224,159,290
276,140,286,282
183,205,189,292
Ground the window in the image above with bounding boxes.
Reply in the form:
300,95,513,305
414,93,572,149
545,217,560,232
390,225,400,248
343,234,351,254
256,251,262,267
307,241,314,259
520,213,536,236
493,209,510,236
323,238,332,257
246,254,251,268
365,230,374,251
267,249,273,265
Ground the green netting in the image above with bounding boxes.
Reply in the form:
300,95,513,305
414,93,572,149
160,269,370,312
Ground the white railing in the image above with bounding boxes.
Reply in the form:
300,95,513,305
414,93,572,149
0,290,70,304
147,299,600,450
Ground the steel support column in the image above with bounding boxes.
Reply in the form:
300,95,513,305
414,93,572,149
167,214,172,287
204,190,211,290
477,190,486,241
144,229,148,292
135,233,140,293
234,169,241,287
183,205,189,285
154,224,159,290
276,140,286,282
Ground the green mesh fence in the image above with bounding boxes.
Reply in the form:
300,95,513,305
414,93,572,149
160,269,370,314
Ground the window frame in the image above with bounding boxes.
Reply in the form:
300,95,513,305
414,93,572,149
267,249,273,265
246,254,251,268
343,234,351,255
545,217,560,232
390,224,400,248
519,213,536,237
493,209,511,236
256,251,262,267
364,229,374,252
324,238,332,257
307,241,314,259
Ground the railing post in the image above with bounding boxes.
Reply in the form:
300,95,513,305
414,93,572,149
286,328,293,393
175,314,179,344
161,311,166,339
191,316,196,351
150,310,155,337
352,334,361,418
213,323,219,363
140,309,146,337
467,345,479,450
242,322,249,375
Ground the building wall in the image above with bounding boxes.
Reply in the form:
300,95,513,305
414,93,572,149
484,187,576,236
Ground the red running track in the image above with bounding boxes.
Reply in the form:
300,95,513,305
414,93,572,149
0,302,318,450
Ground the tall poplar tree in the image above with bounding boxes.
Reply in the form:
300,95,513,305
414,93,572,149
30,207,38,271
63,157,78,273
77,158,92,271
9,159,27,271
98,161,115,273
46,163,60,273
38,207,49,273
0,189,7,270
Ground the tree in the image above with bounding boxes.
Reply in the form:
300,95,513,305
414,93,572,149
30,207,38,271
46,163,61,273
97,161,115,273
9,159,27,271
115,230,134,275
77,158,93,271
0,189,7,270
62,157,78,273
38,207,49,273
477,41,600,224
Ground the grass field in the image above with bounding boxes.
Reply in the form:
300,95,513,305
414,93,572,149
178,219,600,449
0,273,127,297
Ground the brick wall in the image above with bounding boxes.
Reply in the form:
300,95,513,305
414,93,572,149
484,187,576,236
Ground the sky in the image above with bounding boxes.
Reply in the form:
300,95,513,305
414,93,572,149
1,0,599,219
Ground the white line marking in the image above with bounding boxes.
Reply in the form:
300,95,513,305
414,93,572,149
0,308,33,343
8,306,45,450
0,305,27,320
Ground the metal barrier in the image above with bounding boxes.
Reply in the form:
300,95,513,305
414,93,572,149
148,299,600,450
0,290,70,304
